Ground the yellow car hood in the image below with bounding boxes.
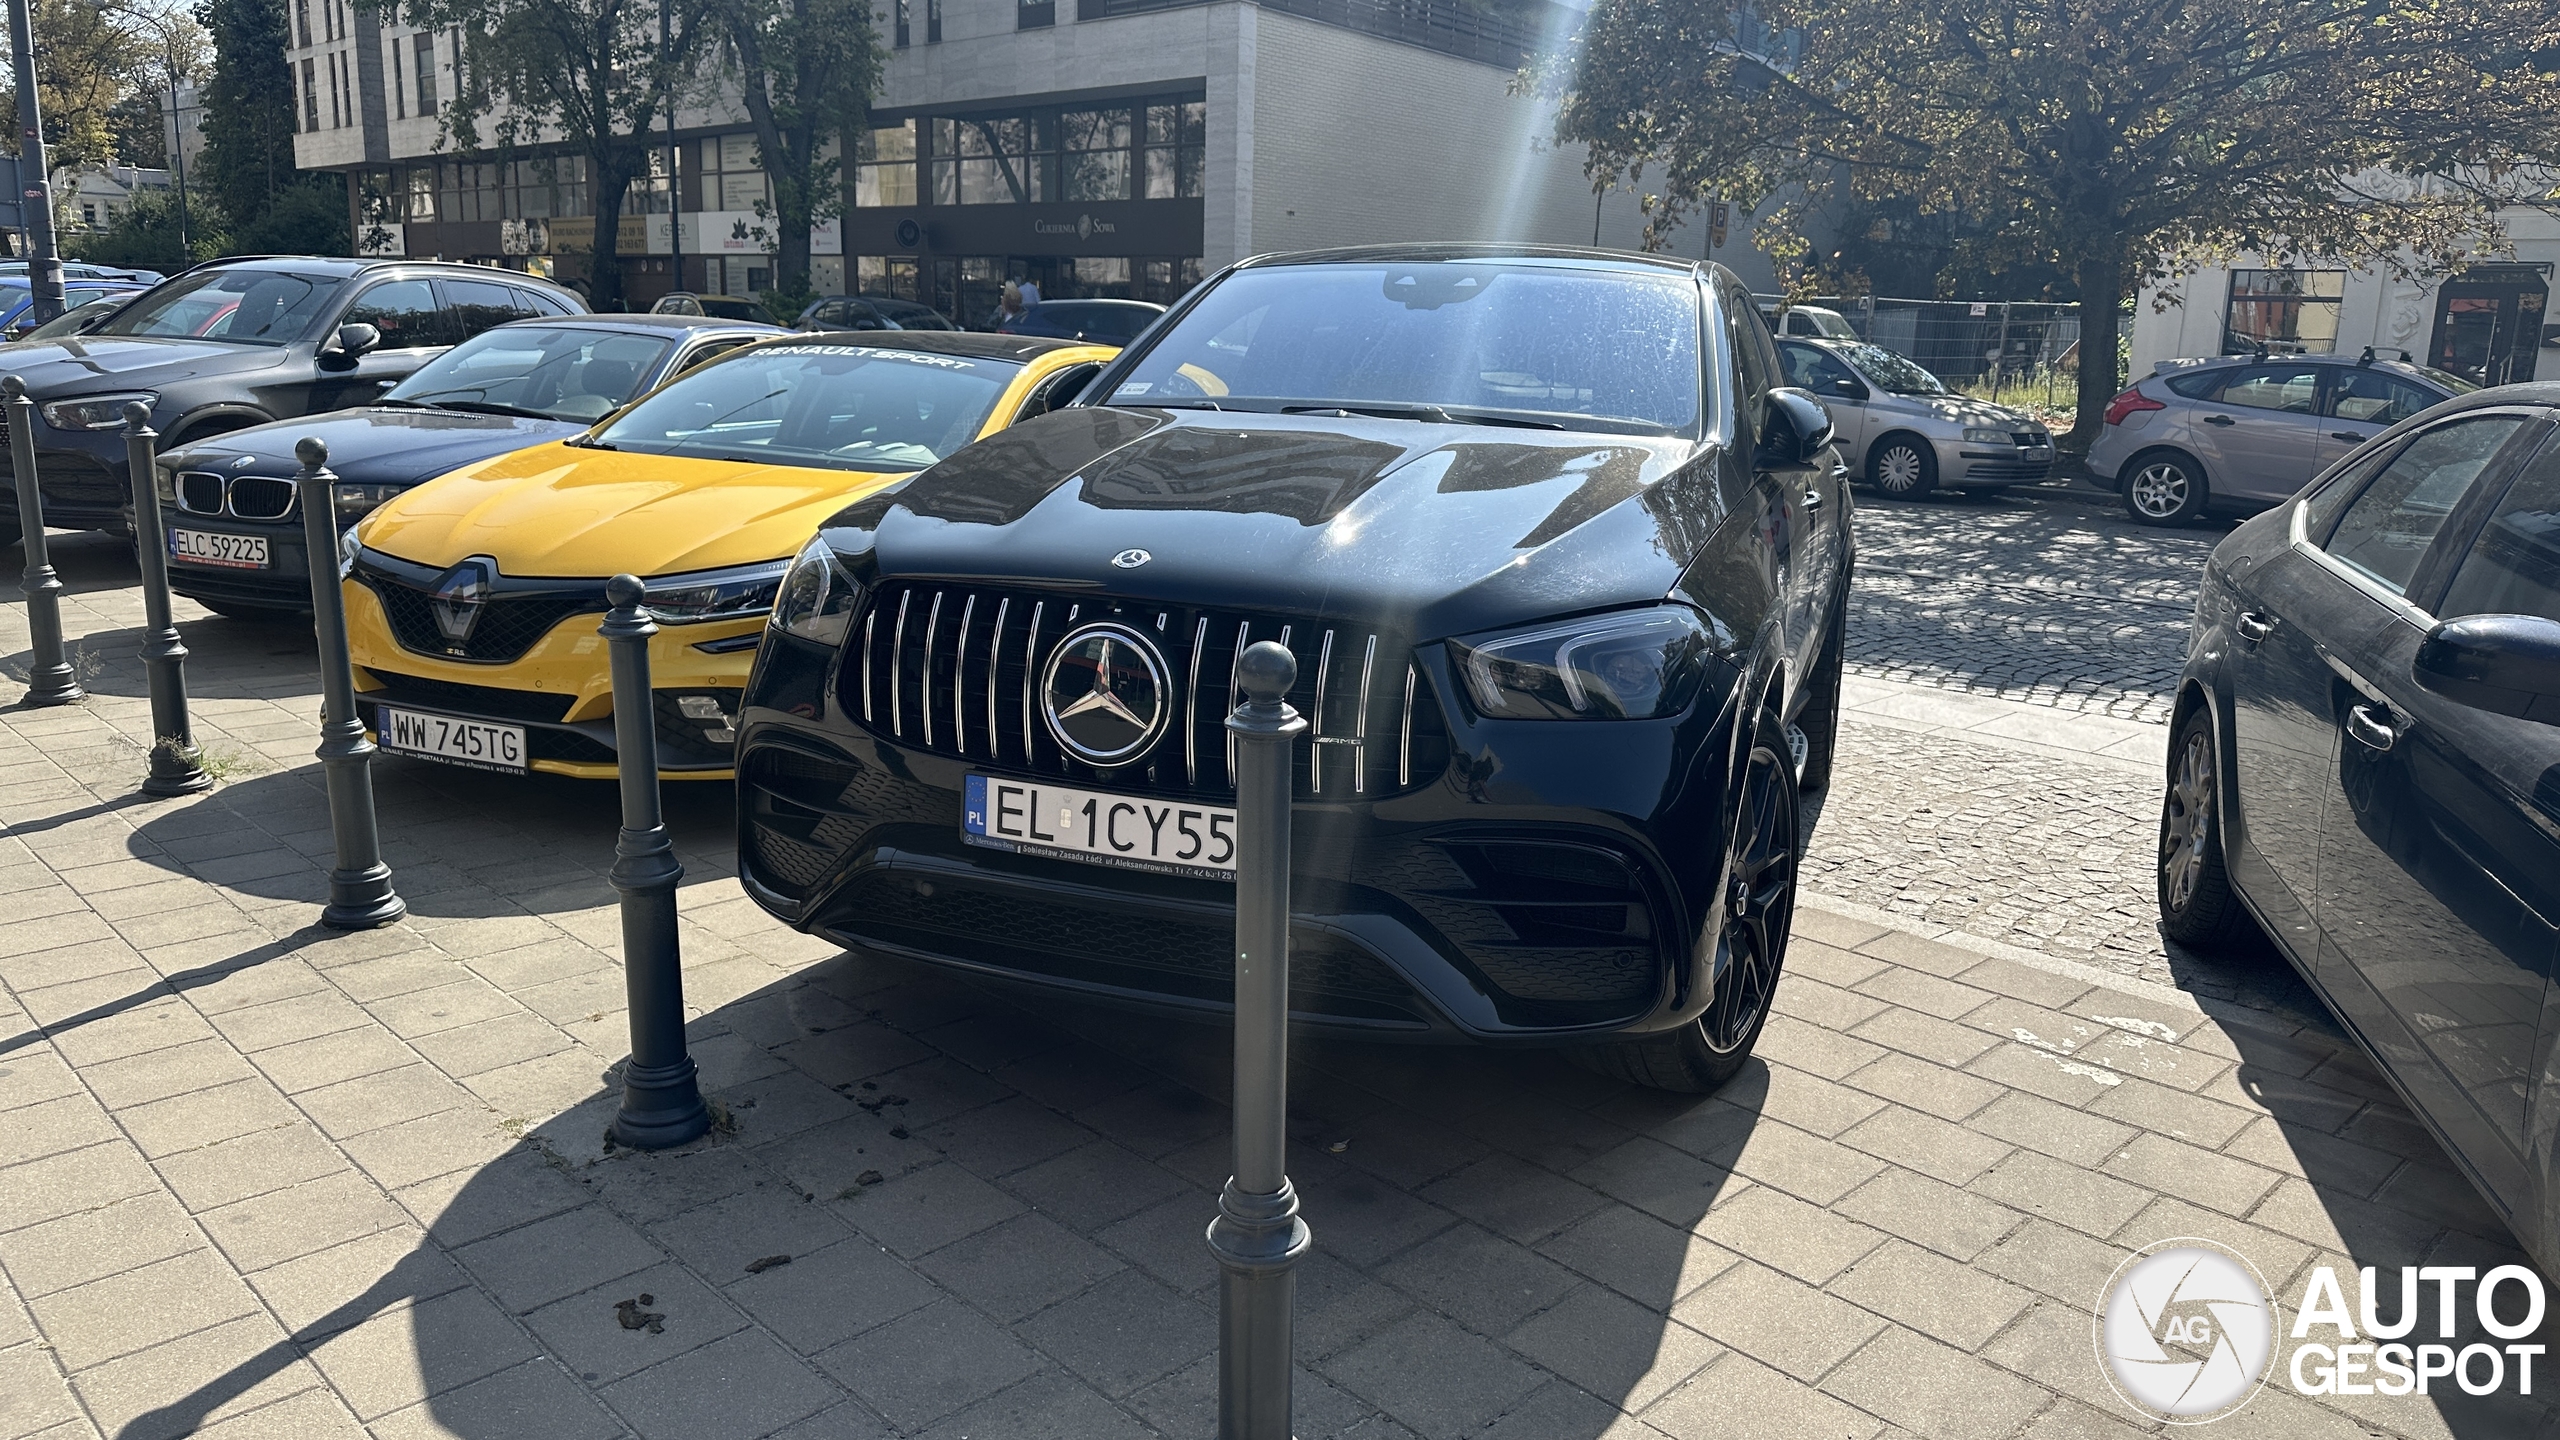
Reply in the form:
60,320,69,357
354,440,910,577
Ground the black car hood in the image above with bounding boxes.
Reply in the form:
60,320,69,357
0,335,283,392
165,407,586,486
831,407,1729,640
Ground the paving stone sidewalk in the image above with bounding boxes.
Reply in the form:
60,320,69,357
0,532,2551,1440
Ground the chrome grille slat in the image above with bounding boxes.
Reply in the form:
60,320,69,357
987,597,1008,762
922,591,945,749
1310,629,1335,795
1023,601,1045,766
953,594,976,756
1400,663,1416,787
861,610,876,722
1353,634,1377,795
890,590,911,737
1185,616,1206,786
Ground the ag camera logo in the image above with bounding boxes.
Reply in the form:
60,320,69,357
2096,1239,2277,1423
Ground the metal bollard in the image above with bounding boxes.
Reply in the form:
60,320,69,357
1206,640,1311,1440
4,376,83,706
296,438,406,930
600,574,709,1149
123,405,210,796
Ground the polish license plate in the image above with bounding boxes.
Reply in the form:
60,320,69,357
963,775,1237,879
376,706,527,774
169,528,267,569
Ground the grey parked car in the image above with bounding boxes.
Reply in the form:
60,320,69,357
2086,351,2474,525
1776,337,2054,496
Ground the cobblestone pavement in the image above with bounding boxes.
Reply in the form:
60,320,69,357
0,531,2549,1440
1842,490,2230,724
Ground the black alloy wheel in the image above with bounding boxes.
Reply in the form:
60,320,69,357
2156,707,2253,948
1868,435,1937,497
1577,717,1799,1091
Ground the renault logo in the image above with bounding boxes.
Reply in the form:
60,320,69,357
1041,623,1170,765
430,557,497,649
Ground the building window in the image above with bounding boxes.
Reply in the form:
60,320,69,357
855,123,917,207
702,134,768,212
927,0,942,42
1059,109,1129,202
301,58,319,133
2224,269,2346,355
403,165,436,222
894,0,909,47
1020,0,1055,27
1143,101,1205,200
391,37,405,117
328,52,343,129
931,117,1052,206
295,0,312,48
413,33,438,117
435,161,503,225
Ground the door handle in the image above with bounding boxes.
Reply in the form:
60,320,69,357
2329,431,2369,444
2234,612,2276,644
2346,703,2396,752
2202,414,2236,427
1802,488,1825,510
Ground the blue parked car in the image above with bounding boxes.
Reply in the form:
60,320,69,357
0,279,150,337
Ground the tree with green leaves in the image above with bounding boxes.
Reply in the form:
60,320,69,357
711,0,883,317
194,0,297,226
2,0,160,173
382,0,711,309
1547,0,2560,446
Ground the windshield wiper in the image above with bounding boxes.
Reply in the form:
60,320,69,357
1147,399,1227,411
428,400,561,421
1282,402,1452,423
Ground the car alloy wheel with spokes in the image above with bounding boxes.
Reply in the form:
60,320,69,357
2155,707,2253,948
2124,455,2204,524
1871,438,1934,496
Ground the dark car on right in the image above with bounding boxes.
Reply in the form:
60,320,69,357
2158,381,2560,1268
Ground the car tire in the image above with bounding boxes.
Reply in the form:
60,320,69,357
197,597,305,623
1575,711,1799,1092
2157,706,2255,950
2122,452,2209,526
1793,597,1846,795
1867,434,1936,498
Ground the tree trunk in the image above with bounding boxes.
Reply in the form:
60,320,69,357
773,140,812,299
2064,244,2127,454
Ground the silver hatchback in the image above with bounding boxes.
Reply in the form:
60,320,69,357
2085,352,2471,525
1776,337,2054,496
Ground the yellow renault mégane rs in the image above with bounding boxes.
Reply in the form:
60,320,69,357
342,332,1116,780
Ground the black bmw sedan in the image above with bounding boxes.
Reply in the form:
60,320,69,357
2156,382,2560,1265
735,246,1853,1091
149,313,782,619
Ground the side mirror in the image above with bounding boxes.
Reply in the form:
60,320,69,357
2414,614,2560,724
1830,376,1868,400
331,322,382,358
1761,388,1836,466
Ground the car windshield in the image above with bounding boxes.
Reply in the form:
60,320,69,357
93,269,345,345
1833,342,1948,395
1105,261,1703,435
386,326,673,422
592,342,1015,472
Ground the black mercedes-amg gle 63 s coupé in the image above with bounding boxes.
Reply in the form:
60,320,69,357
733,245,1855,1092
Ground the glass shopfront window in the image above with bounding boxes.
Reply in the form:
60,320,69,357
916,94,1204,208
932,117,1052,206
704,133,769,212
2223,269,2345,355
1143,101,1205,200
1059,110,1131,203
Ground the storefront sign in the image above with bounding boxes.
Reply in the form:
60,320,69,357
680,212,841,256
545,215,650,255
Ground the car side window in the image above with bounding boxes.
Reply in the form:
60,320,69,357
673,339,748,375
2163,370,2226,400
517,286,579,317
445,279,539,345
2216,364,2325,414
2440,434,2560,621
2326,369,2437,427
2319,414,2530,596
343,279,444,349
1777,342,1855,393
1723,285,1776,434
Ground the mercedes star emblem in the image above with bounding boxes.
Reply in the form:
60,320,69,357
1040,622,1171,765
1110,548,1152,569
429,556,497,650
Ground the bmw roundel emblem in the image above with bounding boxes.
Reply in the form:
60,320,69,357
1110,548,1151,569
1041,623,1170,765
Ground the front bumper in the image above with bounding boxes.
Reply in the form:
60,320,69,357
152,511,318,610
342,569,766,781
1,424,135,529
732,621,1745,1042
1936,436,2057,487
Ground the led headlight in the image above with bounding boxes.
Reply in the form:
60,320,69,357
1447,605,1720,720
768,535,861,646
645,558,791,625
1961,427,2013,445
41,392,157,431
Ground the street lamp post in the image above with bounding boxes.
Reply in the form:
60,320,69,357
6,0,64,324
167,52,190,258
1205,640,1311,1440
